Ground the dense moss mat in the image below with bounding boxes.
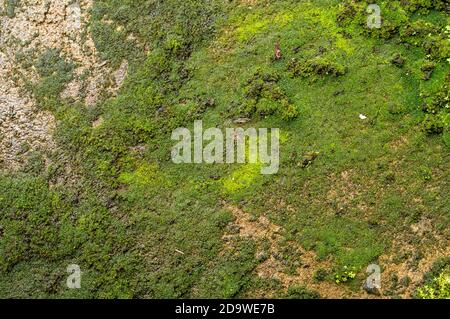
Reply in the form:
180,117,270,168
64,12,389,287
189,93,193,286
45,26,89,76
1,0,449,298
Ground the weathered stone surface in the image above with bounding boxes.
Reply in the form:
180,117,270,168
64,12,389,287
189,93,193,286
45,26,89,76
0,0,128,170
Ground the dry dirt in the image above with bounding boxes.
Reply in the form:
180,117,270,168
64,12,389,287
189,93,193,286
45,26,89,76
0,0,127,170
222,202,364,299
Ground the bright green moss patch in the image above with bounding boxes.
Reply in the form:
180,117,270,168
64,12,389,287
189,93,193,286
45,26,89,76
119,163,168,188
222,163,262,194
417,271,450,299
232,10,294,43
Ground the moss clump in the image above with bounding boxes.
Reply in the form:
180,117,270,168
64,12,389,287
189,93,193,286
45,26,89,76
399,21,450,62
31,49,75,111
420,83,449,135
241,69,298,120
403,0,449,14
399,20,438,46
422,85,449,114
336,2,357,28
416,257,450,299
313,268,329,282
390,53,406,68
420,61,436,80
422,36,450,62
286,285,321,299
422,114,445,134
287,57,347,78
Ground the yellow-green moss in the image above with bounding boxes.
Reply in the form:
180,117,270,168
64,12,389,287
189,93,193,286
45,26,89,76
119,163,169,188
222,163,262,193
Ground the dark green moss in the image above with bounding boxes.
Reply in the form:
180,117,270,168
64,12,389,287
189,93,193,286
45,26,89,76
285,285,321,299
287,57,347,77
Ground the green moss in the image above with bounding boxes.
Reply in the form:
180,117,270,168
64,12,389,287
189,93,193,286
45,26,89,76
0,175,73,272
335,266,357,284
422,113,445,134
417,272,450,299
2,0,449,299
240,69,299,120
193,239,257,298
416,258,450,299
232,10,294,43
119,163,168,188
288,56,347,78
31,49,75,111
404,0,448,13
285,285,321,299
223,164,262,194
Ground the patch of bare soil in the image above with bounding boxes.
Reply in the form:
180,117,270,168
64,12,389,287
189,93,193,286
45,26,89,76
388,133,410,151
327,170,363,209
0,0,128,170
0,49,56,169
379,230,450,298
222,202,371,299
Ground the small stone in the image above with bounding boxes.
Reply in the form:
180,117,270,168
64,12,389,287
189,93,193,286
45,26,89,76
363,281,381,296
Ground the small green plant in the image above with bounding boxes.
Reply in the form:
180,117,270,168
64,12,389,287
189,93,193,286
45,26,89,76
417,271,450,299
419,166,433,181
420,61,435,81
335,266,357,284
416,258,450,299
